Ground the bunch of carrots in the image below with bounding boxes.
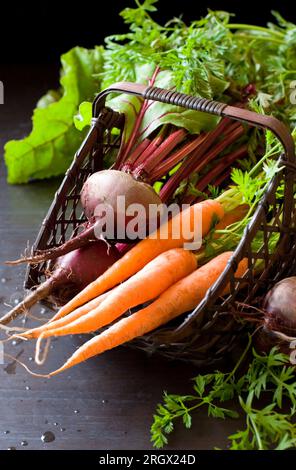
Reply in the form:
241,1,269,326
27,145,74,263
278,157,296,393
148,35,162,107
1,199,248,376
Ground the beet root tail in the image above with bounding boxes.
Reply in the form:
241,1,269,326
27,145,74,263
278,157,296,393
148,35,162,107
5,224,96,266
0,278,54,325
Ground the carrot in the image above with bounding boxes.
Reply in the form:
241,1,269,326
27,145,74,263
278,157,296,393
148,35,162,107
17,289,113,341
50,199,224,322
195,204,249,261
213,204,249,235
22,248,197,339
48,251,247,376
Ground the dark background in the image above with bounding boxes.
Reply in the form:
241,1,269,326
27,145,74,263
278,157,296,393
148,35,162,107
1,0,295,65
0,0,295,451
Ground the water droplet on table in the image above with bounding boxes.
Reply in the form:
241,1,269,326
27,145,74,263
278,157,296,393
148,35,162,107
28,357,33,362
74,409,80,414
21,440,28,447
25,386,30,391
53,422,58,426
41,431,55,443
7,447,16,450
14,299,19,304
40,308,46,314
1,278,7,283
60,427,66,432
3,430,10,434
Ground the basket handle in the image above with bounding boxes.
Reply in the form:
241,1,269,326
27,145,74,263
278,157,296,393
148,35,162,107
92,81,295,163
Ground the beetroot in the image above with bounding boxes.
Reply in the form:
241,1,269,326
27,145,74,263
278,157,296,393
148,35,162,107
263,277,296,335
0,241,119,325
8,170,161,266
81,170,161,223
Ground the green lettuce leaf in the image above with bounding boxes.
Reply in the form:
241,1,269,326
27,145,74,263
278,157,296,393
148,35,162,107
74,101,93,131
4,46,104,183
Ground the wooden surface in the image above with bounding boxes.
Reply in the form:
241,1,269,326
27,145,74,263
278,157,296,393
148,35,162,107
0,64,243,450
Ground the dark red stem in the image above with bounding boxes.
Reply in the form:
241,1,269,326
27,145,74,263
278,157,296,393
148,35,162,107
159,118,236,202
141,128,186,173
115,66,160,167
150,133,207,181
131,127,166,168
120,138,151,173
184,145,248,204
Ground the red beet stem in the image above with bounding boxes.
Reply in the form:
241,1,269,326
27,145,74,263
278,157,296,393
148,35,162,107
131,128,166,169
116,66,160,167
159,118,234,202
199,145,248,190
150,133,207,181
183,145,248,204
137,128,187,176
121,138,152,171
184,124,244,179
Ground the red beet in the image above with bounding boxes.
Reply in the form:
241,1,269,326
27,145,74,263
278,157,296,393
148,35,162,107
7,170,161,265
263,277,296,335
0,241,119,325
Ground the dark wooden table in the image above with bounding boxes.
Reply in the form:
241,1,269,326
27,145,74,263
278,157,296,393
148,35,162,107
0,64,243,450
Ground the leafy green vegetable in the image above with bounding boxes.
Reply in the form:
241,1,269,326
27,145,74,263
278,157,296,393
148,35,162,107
74,101,93,131
4,0,296,182
151,343,296,450
4,47,103,183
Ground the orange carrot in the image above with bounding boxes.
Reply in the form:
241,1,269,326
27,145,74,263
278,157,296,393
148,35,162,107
22,248,197,339
18,289,113,340
213,204,249,235
50,199,224,322
48,251,247,376
195,205,249,260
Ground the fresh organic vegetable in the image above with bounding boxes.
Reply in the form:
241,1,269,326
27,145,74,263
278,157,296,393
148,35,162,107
0,241,119,325
42,251,247,376
20,248,197,339
3,1,296,452
80,169,161,222
4,47,103,184
159,119,246,203
196,204,249,259
5,2,296,186
49,198,224,322
6,223,98,266
263,277,296,335
8,169,163,265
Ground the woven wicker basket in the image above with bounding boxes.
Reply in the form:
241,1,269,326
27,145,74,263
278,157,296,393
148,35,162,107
25,82,296,366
